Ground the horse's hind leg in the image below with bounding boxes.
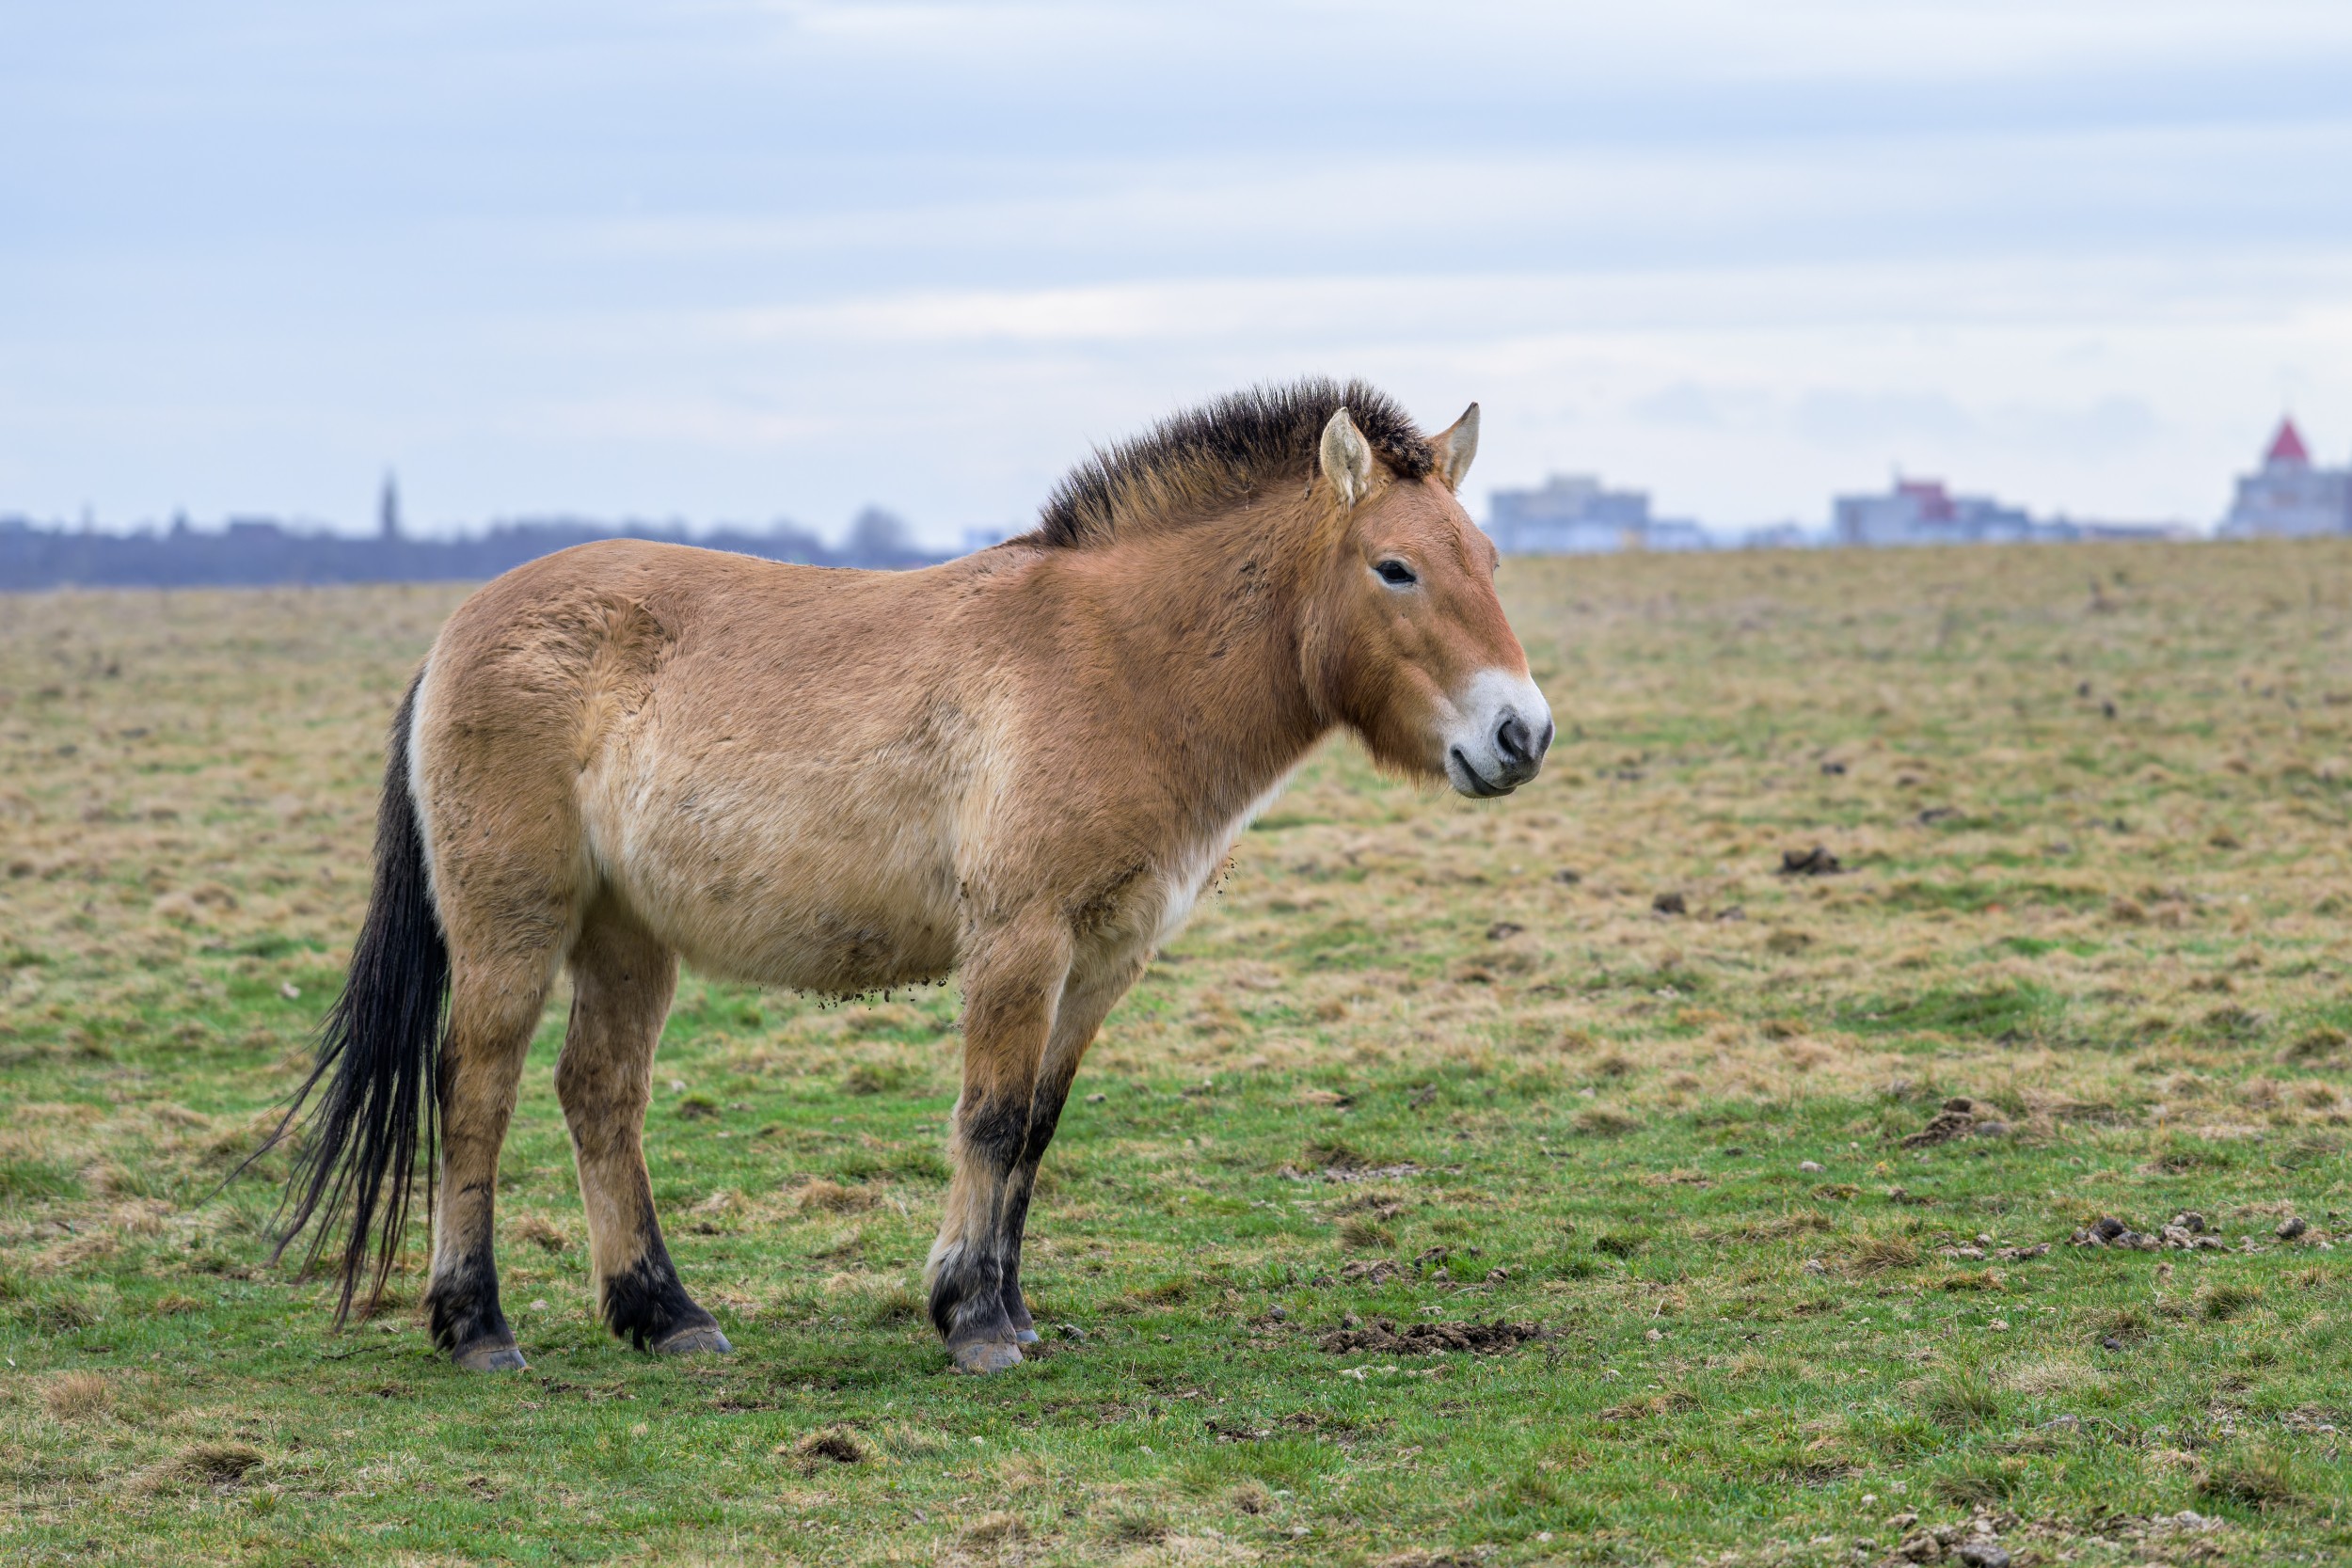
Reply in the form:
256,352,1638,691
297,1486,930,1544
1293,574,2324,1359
555,901,729,1354
427,962,555,1371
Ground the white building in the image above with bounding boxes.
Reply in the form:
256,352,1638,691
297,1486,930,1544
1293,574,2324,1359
2219,420,2348,538
1487,473,1708,554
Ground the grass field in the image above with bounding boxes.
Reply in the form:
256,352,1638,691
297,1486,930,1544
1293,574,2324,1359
4,542,2351,1566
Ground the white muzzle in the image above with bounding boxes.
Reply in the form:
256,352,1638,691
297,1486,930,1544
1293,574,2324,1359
1442,669,1553,798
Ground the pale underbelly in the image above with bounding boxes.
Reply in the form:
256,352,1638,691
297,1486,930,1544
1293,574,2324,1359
584,792,962,994
617,858,961,993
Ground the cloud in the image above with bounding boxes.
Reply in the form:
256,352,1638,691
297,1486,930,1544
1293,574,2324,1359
2,2,2351,537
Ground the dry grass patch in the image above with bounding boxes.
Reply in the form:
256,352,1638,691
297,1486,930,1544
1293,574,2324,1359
1571,1104,1641,1136
507,1212,568,1252
1994,1357,2096,1397
1846,1235,1920,1273
40,1370,111,1420
797,1179,882,1213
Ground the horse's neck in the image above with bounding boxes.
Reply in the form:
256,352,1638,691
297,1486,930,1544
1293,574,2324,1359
1080,509,1329,826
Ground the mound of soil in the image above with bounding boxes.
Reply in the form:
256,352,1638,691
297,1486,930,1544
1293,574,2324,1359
1318,1319,1545,1355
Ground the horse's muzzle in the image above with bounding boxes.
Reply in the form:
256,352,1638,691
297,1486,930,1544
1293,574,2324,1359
1444,670,1554,799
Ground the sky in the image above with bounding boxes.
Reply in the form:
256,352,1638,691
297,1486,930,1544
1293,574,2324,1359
6,1,2352,546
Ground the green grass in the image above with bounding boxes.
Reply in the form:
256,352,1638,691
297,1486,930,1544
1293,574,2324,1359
8,545,2352,1563
7,1007,2347,1565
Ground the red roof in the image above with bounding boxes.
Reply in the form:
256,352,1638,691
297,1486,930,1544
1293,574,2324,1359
1896,478,1955,521
2266,418,2310,465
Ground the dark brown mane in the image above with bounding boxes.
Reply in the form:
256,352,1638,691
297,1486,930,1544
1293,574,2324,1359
1026,378,1435,550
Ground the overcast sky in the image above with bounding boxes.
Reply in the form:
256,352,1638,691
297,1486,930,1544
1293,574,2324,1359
6,1,2351,544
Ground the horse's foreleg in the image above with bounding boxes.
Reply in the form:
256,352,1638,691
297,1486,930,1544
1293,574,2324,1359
929,920,1072,1373
554,908,727,1354
996,955,1144,1343
426,966,549,1371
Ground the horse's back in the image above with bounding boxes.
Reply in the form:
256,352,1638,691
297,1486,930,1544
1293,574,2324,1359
414,539,1020,991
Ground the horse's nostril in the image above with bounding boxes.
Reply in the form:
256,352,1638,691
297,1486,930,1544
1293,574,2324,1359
1496,715,1533,767
1535,721,1555,757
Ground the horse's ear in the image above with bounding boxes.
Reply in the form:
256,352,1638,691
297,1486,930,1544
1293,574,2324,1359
1436,402,1480,491
1320,407,1375,510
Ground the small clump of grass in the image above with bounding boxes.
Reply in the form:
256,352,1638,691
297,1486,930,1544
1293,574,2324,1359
1302,1137,1373,1171
12,1291,100,1332
2198,1449,2302,1513
41,1371,111,1421
798,1180,881,1214
508,1213,568,1252
2201,1282,2263,1322
956,1513,1028,1549
1931,1456,2025,1506
1920,1380,2000,1430
1849,1235,1920,1273
1104,1507,1168,1544
785,1426,872,1470
843,1061,912,1097
2282,1025,2348,1064
180,1442,263,1484
1572,1105,1640,1136
863,1285,924,1326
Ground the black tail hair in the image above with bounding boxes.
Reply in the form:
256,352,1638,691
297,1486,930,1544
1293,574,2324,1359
258,672,448,1323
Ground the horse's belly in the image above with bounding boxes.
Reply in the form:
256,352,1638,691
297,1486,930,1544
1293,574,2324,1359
586,784,961,995
701,896,959,994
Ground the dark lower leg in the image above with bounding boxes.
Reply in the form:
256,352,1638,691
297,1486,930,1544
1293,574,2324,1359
593,1195,722,1352
997,1164,1040,1341
557,913,724,1354
425,991,539,1370
995,1075,1077,1342
993,969,1124,1345
427,1181,517,1369
928,1088,1028,1370
929,920,1076,1372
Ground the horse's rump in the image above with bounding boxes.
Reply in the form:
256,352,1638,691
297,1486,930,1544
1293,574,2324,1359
414,539,989,994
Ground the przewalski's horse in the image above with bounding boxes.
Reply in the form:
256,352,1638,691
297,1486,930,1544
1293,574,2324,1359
268,378,1551,1374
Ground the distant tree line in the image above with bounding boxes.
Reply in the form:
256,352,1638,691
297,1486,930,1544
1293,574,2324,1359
0,501,944,592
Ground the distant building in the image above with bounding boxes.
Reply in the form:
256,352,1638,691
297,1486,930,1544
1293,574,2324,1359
2219,419,2348,538
2052,517,2196,544
1833,478,2051,547
1487,473,1708,554
1740,521,1820,551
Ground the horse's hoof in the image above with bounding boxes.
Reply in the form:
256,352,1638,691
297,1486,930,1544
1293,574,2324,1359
453,1341,529,1372
655,1323,733,1355
1012,1325,1040,1345
950,1338,1025,1374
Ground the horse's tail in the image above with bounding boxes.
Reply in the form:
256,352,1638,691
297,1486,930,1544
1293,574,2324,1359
260,672,448,1323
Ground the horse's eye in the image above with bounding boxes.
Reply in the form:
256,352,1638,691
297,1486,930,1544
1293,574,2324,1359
1375,560,1418,588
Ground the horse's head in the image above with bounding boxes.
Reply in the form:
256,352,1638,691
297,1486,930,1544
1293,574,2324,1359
1303,403,1552,798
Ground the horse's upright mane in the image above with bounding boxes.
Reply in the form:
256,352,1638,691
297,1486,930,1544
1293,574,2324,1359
1026,378,1435,550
